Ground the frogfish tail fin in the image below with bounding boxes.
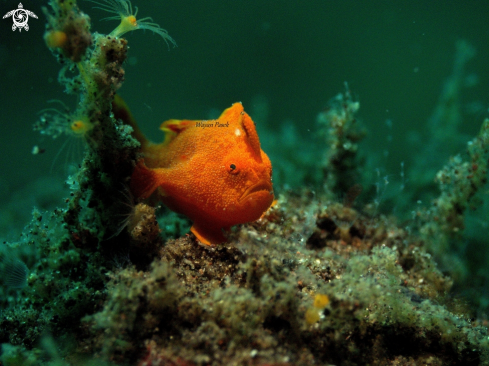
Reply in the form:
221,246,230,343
112,94,150,148
130,160,161,199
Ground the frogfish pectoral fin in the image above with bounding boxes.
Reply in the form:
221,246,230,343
190,223,228,246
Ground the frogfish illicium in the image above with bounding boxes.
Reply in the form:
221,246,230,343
113,96,274,245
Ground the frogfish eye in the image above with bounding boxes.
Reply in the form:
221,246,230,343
228,163,239,175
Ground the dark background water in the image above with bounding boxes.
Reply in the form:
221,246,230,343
1,0,488,223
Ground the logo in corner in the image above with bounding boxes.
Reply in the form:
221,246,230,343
3,3,38,32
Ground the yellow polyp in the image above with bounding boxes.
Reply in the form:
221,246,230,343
44,30,68,49
126,15,137,27
110,15,138,38
313,294,330,309
70,119,93,136
89,0,175,48
71,121,85,133
305,308,321,325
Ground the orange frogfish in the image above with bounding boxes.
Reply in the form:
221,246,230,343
113,95,274,245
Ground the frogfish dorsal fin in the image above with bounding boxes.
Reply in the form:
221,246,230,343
241,111,262,161
219,102,243,121
220,102,262,160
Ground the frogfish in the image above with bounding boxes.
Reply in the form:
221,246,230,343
113,95,274,245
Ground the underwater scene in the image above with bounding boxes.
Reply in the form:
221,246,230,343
1,0,489,365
